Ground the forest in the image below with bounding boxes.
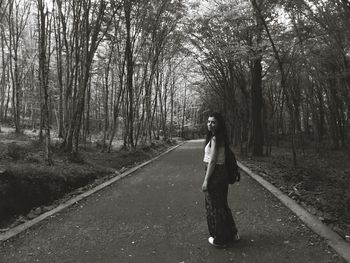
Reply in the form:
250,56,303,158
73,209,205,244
189,0,350,159
0,0,201,162
0,0,349,241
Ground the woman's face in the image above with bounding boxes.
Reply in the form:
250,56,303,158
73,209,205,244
207,116,218,134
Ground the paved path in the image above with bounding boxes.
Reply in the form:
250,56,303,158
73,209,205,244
0,140,345,263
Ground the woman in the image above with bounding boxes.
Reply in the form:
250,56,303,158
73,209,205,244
202,112,239,247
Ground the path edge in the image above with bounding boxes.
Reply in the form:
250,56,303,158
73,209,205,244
237,161,350,263
0,142,185,243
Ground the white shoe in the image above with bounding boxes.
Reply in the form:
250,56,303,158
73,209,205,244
233,233,240,242
208,237,226,247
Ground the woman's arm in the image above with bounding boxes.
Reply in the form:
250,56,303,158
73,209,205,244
202,137,218,192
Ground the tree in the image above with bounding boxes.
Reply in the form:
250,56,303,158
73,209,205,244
124,0,134,147
37,0,53,164
187,0,265,155
59,0,110,154
6,0,31,133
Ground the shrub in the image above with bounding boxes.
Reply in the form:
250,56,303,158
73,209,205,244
68,152,85,164
7,143,26,161
25,152,42,163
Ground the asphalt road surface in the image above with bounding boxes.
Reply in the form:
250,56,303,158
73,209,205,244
0,140,345,263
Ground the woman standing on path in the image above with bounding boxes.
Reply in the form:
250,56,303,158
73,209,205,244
202,112,240,247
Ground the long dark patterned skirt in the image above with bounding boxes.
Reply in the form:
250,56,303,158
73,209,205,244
205,165,238,245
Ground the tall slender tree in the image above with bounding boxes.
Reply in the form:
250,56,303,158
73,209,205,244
37,0,53,164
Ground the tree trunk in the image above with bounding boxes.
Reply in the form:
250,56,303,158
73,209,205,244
54,8,64,138
169,76,175,140
83,79,91,143
102,47,113,151
251,57,264,156
0,31,6,125
4,81,10,122
249,0,265,156
181,84,187,138
124,0,134,147
38,0,53,165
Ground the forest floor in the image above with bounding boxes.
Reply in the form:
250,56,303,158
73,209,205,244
237,143,350,242
0,126,180,231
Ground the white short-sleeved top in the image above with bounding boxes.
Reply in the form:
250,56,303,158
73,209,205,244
203,138,225,164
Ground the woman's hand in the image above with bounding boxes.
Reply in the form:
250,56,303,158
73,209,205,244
202,180,208,192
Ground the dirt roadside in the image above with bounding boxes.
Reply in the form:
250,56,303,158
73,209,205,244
237,145,350,243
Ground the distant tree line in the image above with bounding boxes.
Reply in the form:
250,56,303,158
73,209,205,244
188,0,350,164
0,0,198,164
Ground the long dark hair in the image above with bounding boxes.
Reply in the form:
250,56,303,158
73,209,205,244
204,112,229,149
